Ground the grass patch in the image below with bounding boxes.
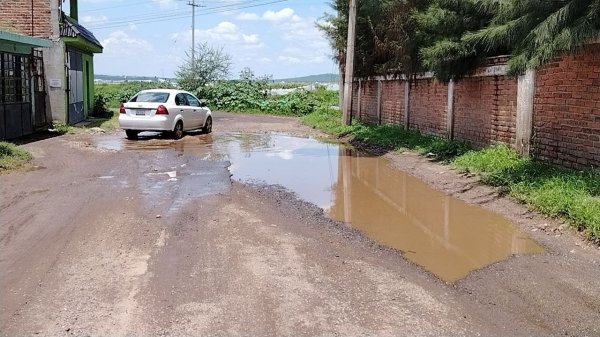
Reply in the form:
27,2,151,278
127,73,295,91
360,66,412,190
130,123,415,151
0,142,32,172
85,110,119,130
303,107,356,135
454,145,600,240
51,110,119,134
303,108,470,162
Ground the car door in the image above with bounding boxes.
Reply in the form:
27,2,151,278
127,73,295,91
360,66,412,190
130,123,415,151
185,93,206,128
174,93,192,127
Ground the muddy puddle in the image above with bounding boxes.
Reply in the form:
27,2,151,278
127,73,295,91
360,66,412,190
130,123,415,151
96,132,543,282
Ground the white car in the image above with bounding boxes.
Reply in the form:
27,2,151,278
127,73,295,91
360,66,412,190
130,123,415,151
119,89,212,139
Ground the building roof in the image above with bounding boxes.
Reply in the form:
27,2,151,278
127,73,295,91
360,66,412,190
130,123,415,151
60,14,103,52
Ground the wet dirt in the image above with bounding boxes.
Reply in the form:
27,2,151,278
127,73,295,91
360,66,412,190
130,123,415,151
96,131,543,282
1,112,599,336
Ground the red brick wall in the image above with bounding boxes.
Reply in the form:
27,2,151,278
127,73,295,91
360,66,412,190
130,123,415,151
454,76,517,148
533,43,600,168
408,79,447,137
0,0,51,38
351,82,359,119
353,44,599,169
381,80,404,125
360,81,379,125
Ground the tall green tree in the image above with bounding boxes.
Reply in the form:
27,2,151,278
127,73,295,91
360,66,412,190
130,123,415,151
465,0,600,74
413,0,496,81
176,42,232,92
319,0,420,78
321,0,600,81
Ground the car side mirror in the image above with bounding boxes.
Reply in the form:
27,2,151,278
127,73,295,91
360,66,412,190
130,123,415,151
199,100,207,108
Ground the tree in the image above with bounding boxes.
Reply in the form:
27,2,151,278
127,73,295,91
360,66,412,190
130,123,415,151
321,0,600,81
465,0,600,74
413,0,496,81
176,42,232,92
319,0,419,78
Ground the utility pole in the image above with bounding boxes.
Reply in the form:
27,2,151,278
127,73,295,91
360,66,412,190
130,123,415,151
187,0,202,62
341,0,357,125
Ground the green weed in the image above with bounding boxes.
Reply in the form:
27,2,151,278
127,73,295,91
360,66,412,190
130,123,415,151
453,145,600,240
0,142,32,172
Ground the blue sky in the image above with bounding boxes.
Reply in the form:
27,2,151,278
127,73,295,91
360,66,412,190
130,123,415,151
74,0,337,79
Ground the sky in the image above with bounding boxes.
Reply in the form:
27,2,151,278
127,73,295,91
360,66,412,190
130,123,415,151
72,0,337,79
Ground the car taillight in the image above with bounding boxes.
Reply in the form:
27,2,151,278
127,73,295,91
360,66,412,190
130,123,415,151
119,103,126,114
156,105,169,115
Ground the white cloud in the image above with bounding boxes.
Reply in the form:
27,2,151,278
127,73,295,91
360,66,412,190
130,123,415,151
152,0,178,9
236,12,260,21
242,34,259,44
101,30,153,55
80,15,107,26
128,22,137,31
171,22,263,48
278,56,301,64
262,8,301,22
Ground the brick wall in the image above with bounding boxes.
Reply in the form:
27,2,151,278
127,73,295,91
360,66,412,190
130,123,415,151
351,82,359,119
409,79,447,137
360,81,379,125
0,0,51,38
533,44,600,168
454,76,517,148
381,80,404,125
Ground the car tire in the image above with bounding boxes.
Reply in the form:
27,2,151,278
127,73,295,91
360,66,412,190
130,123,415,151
203,116,212,134
173,121,184,140
125,130,139,139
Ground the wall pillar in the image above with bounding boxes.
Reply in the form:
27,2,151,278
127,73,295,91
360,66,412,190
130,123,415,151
357,80,362,120
403,80,410,129
44,0,67,123
446,79,455,139
516,70,535,156
376,79,382,125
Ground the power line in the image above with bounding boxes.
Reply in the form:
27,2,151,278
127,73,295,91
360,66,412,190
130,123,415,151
86,0,289,30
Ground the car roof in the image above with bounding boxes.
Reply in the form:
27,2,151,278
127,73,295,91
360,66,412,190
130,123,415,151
138,89,192,95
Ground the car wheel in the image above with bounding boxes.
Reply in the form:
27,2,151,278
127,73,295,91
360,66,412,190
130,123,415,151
173,121,184,140
203,116,212,134
125,130,139,139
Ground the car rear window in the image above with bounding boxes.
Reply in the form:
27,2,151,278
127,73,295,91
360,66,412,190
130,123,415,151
131,92,170,103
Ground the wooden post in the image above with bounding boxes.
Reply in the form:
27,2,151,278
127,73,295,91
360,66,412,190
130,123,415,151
338,62,344,110
341,0,357,125
377,80,382,125
446,79,455,139
357,79,362,121
516,70,535,156
403,79,410,129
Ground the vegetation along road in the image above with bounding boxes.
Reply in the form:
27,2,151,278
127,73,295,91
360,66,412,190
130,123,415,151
0,113,598,336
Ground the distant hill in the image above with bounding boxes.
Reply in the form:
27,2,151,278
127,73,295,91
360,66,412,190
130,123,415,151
95,74,174,82
275,73,339,83
96,73,340,83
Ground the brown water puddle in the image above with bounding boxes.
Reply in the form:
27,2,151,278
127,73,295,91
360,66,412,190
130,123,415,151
329,148,544,282
96,132,544,282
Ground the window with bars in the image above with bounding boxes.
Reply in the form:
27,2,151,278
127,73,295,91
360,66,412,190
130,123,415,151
0,53,31,103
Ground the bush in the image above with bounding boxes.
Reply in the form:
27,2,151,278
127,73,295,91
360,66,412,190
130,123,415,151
95,81,176,108
0,142,32,171
91,94,113,118
200,79,336,116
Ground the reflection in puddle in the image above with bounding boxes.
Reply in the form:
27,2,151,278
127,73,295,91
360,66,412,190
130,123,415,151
95,132,543,282
330,149,544,282
212,133,544,282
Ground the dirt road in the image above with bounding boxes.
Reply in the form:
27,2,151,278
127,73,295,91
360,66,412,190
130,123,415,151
1,113,599,336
